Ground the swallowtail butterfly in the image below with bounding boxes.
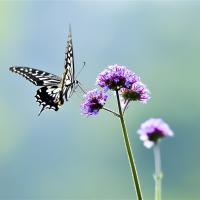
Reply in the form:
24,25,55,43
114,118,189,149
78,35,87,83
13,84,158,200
10,27,78,115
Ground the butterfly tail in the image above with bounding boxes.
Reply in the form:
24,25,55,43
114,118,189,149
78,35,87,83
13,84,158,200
38,106,45,116
35,86,61,115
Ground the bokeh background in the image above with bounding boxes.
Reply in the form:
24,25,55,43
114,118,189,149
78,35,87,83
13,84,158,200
1,1,200,200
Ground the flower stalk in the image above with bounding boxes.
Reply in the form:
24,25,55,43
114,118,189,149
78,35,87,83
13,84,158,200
153,144,162,200
116,90,143,200
81,65,149,199
102,107,120,117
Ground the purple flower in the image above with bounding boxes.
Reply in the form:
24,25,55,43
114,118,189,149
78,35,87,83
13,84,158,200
81,89,108,116
96,64,140,91
137,118,174,148
120,82,150,104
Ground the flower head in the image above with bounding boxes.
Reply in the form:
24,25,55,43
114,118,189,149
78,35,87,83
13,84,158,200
137,118,174,148
120,82,150,104
81,89,108,116
96,64,139,91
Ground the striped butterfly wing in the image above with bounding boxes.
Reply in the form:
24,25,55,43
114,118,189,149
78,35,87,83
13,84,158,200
9,67,61,86
63,28,76,101
10,67,63,115
35,85,63,115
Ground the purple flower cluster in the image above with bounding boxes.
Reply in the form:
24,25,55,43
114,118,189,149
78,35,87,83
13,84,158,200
81,89,108,116
81,64,150,116
121,82,150,104
96,64,139,91
137,118,174,148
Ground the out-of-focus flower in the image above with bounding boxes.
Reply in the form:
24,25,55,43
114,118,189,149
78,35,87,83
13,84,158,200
96,64,140,91
81,89,108,116
137,118,174,148
120,82,150,105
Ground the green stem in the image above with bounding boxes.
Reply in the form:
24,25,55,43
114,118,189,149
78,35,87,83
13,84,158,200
116,90,143,200
122,99,130,115
103,107,120,117
153,144,162,200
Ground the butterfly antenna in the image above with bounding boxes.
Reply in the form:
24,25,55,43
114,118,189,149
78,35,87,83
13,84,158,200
75,62,87,94
75,61,86,80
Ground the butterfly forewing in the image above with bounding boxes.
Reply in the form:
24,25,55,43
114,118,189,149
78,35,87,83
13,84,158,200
63,29,76,100
9,67,61,86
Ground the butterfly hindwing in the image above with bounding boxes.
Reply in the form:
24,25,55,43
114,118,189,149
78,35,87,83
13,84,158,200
35,85,64,115
9,67,61,86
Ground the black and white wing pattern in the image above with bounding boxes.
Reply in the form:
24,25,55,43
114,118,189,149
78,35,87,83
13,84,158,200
63,27,76,101
35,85,63,115
9,27,76,115
9,67,61,86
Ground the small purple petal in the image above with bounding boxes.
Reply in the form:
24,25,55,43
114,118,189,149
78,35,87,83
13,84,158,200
137,118,174,148
81,89,108,116
120,82,150,104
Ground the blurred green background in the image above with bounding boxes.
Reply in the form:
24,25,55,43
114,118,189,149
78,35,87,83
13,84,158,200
0,1,200,200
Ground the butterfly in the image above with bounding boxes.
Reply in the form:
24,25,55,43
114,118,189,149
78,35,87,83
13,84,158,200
10,27,78,115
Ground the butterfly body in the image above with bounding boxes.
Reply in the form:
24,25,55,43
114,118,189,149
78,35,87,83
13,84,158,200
10,28,76,115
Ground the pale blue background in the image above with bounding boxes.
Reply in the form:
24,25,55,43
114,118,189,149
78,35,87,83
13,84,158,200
1,1,200,200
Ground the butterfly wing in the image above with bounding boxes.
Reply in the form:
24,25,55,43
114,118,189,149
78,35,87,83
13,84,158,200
35,85,63,115
9,67,61,86
63,27,76,101
10,66,63,115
